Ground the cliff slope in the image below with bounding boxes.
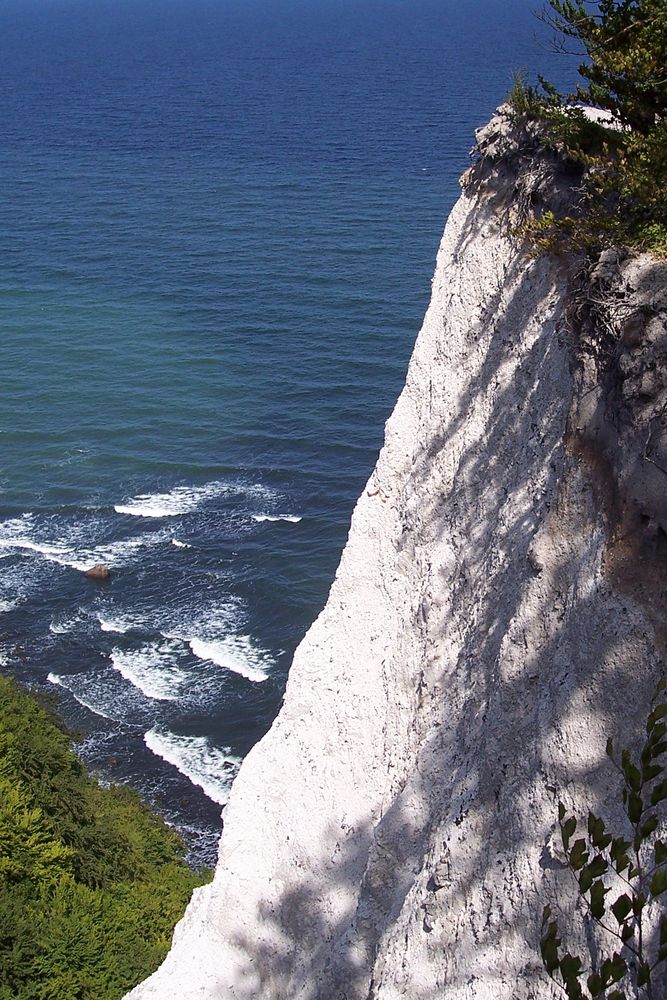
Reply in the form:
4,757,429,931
127,113,667,999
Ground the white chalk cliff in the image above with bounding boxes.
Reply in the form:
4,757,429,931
128,112,667,999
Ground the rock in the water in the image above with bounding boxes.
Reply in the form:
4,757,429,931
84,564,111,581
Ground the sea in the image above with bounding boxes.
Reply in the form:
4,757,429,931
0,0,577,865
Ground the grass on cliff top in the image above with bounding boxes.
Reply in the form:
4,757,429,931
0,675,210,1000
508,0,667,257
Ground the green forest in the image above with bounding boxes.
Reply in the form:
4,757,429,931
0,676,209,1000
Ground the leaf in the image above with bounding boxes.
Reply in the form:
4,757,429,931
570,839,588,871
646,703,667,733
560,954,583,981
627,790,643,824
642,762,663,782
640,813,658,838
621,750,641,792
637,962,651,987
610,837,631,874
540,917,562,975
651,779,667,806
561,816,577,851
621,921,634,943
579,866,594,894
558,802,566,822
660,913,667,946
587,854,608,878
649,737,667,758
606,737,614,758
632,893,646,915
587,813,612,850
590,879,609,920
649,722,667,747
611,894,632,923
540,929,561,974
655,840,667,865
587,972,603,996
650,867,667,896
600,953,627,985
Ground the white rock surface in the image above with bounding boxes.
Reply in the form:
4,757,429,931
127,115,666,999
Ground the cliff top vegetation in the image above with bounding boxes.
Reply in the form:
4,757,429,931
509,0,667,256
0,676,209,1000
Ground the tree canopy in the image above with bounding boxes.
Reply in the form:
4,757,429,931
510,0,667,254
547,0,667,132
0,676,209,1000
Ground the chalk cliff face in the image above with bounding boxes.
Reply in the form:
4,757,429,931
128,113,667,999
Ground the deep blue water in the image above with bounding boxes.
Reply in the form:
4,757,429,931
0,0,577,863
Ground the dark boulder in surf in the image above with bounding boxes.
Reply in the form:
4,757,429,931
84,564,111,581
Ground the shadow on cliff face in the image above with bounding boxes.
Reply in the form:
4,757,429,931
227,154,667,999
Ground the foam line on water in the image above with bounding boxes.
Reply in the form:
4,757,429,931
188,634,271,683
110,642,187,701
49,611,85,635
47,672,118,721
251,513,302,523
0,520,167,572
114,479,277,518
143,728,240,806
97,613,139,634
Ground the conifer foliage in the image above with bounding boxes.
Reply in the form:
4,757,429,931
0,676,208,999
510,0,667,254
546,0,667,132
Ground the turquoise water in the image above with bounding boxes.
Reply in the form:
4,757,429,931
0,0,576,862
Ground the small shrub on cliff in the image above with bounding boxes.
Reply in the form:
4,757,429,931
540,681,667,999
508,1,667,255
0,676,209,999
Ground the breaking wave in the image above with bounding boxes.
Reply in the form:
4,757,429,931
251,513,302,523
110,642,187,701
143,727,240,806
47,672,119,722
188,634,271,683
114,479,276,519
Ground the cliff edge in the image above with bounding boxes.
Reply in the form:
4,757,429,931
127,112,667,999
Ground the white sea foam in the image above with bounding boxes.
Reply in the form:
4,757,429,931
115,482,229,518
110,642,187,701
251,513,302,523
0,520,166,572
0,598,18,614
81,532,167,567
97,613,138,634
171,538,192,548
188,634,271,683
0,536,74,562
115,479,278,518
49,610,86,635
47,672,117,721
143,728,240,806
0,513,34,537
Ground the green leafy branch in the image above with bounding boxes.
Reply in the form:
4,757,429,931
541,680,667,999
506,1,667,257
